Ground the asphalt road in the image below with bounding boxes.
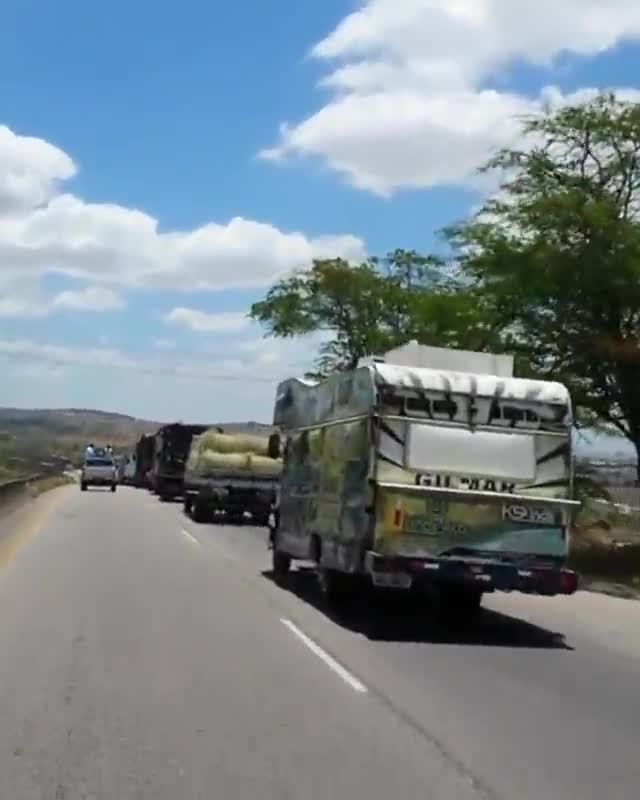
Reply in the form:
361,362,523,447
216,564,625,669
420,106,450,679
0,485,638,799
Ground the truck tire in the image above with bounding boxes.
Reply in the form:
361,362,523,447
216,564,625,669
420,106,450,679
111,484,117,493
272,548,291,584
183,496,193,515
192,500,209,523
81,483,87,492
317,568,353,610
438,585,483,623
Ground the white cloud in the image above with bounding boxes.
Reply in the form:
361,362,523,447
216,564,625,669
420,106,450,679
0,335,311,386
0,337,290,422
236,331,328,371
263,88,537,194
0,127,366,300
0,280,123,317
0,125,75,215
51,286,123,312
163,307,250,333
261,0,640,195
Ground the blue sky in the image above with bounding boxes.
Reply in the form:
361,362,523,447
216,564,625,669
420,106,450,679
1,0,640,441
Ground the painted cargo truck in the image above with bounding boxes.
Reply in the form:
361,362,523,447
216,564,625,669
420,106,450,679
183,428,281,525
152,423,209,501
133,433,155,489
270,343,580,614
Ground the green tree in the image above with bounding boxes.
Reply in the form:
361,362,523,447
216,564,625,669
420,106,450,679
448,93,640,475
250,251,495,376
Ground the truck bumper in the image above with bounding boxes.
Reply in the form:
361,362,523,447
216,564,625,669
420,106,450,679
364,552,578,596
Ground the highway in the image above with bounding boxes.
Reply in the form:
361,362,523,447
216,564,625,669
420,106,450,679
0,485,638,799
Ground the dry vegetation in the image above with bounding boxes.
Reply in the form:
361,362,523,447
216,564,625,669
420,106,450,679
0,408,274,481
571,501,640,593
0,408,161,480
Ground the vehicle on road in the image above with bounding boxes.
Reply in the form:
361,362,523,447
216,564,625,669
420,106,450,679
152,423,209,501
121,453,137,485
270,341,580,615
132,434,155,489
115,454,127,484
81,452,118,492
183,427,281,524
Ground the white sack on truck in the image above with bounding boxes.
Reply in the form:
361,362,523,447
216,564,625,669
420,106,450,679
187,430,282,477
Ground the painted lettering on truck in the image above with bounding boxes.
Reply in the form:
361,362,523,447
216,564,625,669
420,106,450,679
415,473,517,493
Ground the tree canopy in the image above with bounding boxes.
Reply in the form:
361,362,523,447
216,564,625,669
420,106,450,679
250,250,500,376
251,92,640,467
449,93,640,464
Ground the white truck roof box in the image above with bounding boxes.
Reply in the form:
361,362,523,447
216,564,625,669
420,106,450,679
358,341,513,378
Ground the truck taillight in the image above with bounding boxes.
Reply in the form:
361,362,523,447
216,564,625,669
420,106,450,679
559,570,578,594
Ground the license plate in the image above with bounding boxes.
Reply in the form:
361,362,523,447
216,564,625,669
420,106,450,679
371,572,412,589
502,503,555,525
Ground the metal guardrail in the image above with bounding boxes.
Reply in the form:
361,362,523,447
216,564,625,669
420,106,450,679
0,474,42,492
0,469,73,499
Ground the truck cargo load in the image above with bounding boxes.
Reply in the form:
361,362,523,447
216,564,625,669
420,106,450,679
183,428,281,525
270,343,580,614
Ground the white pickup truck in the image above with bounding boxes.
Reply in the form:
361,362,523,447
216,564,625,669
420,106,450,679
81,454,118,492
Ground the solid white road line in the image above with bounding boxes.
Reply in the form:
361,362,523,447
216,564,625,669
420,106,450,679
281,618,368,694
180,528,201,546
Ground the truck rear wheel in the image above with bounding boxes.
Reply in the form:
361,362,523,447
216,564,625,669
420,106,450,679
318,569,354,609
272,548,291,583
111,484,117,493
81,483,87,492
183,496,193,515
438,585,483,623
193,500,209,523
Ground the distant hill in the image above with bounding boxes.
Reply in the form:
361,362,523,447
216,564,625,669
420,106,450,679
0,407,162,447
0,408,274,473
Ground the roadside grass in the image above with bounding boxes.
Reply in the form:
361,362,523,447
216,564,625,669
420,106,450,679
29,474,76,497
0,465,19,483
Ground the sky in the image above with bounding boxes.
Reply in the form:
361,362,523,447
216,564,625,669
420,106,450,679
2,0,640,436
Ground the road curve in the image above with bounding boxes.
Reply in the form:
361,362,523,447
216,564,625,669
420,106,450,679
0,484,637,799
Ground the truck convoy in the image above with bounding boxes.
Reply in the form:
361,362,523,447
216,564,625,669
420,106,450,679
269,342,580,613
151,423,209,501
183,428,281,524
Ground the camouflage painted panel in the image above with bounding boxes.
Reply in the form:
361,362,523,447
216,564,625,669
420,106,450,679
281,418,371,547
274,368,375,429
375,489,568,559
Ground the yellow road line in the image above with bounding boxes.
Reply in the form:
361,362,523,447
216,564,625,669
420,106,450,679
0,486,69,573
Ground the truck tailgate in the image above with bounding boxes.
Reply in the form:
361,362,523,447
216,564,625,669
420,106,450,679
373,482,579,561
